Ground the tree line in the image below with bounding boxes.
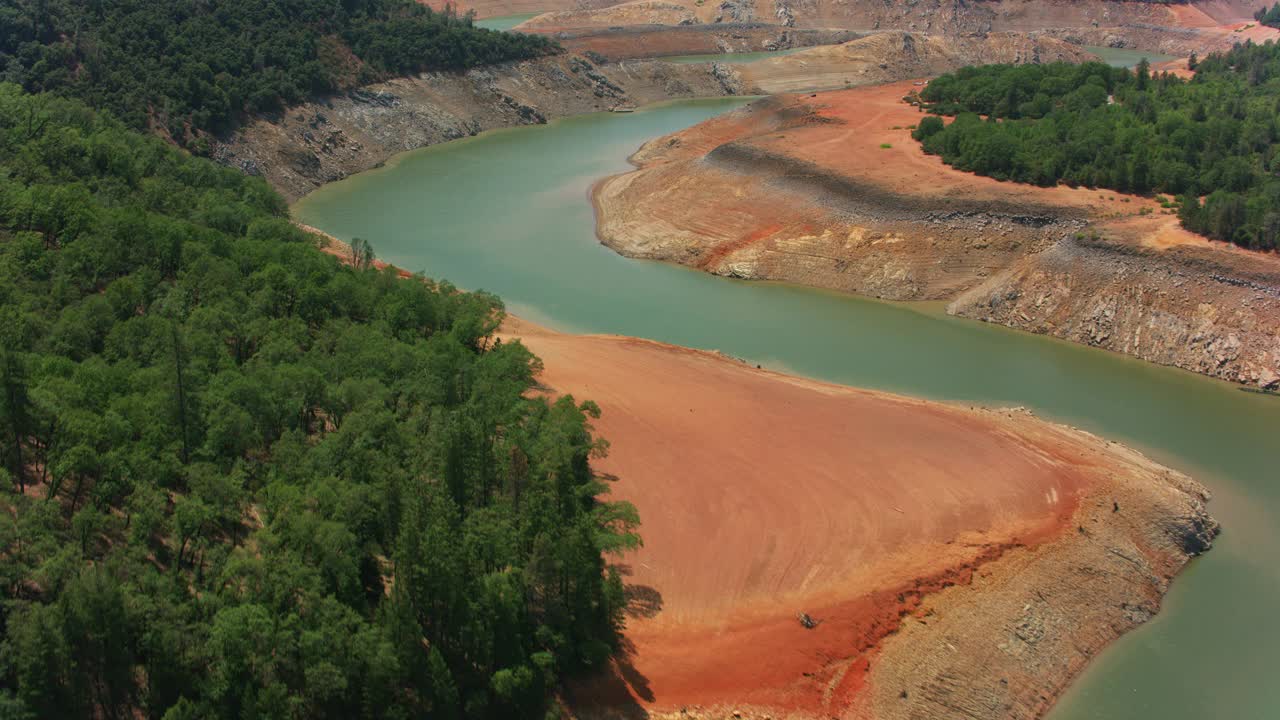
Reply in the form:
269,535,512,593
913,42,1280,250
0,84,638,719
1255,3,1280,28
0,0,557,150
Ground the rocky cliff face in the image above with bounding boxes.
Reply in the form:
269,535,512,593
740,29,1096,93
548,22,860,61
857,417,1219,720
215,54,744,202
776,0,1186,34
950,233,1280,388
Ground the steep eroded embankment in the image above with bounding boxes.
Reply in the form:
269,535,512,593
544,23,860,62
217,53,746,202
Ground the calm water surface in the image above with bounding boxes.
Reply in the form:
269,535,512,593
1085,45,1178,68
295,99,1280,720
473,12,541,31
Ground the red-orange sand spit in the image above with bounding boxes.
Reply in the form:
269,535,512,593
502,317,1094,717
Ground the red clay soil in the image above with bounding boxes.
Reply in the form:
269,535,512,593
630,78,1280,264
1152,56,1196,79
747,80,1165,216
500,316,1100,717
1167,2,1280,44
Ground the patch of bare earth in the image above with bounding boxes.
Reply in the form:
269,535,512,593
494,317,1215,720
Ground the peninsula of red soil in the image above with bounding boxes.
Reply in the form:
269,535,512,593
593,78,1280,387
498,317,1215,720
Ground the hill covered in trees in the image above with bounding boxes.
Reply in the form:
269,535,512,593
0,0,557,149
0,84,637,719
912,42,1280,250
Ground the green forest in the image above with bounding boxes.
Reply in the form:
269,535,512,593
1255,3,1280,28
0,84,640,719
0,0,556,147
912,42,1280,250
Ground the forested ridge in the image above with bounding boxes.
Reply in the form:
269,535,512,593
0,84,639,719
0,0,557,149
912,42,1280,250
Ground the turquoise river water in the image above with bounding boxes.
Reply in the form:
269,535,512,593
1085,45,1178,69
474,12,542,31
295,98,1280,719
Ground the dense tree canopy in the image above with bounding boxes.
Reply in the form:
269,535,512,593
0,84,638,719
0,0,557,147
913,42,1280,250
1256,3,1280,28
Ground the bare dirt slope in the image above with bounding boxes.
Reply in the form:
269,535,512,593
546,23,859,61
497,316,1216,720
502,0,1277,55
738,30,1094,93
594,78,1280,387
517,0,702,29
217,53,745,202
948,222,1280,388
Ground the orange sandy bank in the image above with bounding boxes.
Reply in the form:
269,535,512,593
497,316,1215,719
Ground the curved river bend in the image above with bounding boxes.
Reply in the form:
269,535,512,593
295,99,1280,720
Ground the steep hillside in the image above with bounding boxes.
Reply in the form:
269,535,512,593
549,23,859,61
217,54,745,202
500,0,1277,56
739,30,1095,92
0,0,556,146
